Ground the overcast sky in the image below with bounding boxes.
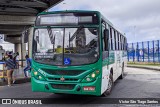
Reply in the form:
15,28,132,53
50,0,160,43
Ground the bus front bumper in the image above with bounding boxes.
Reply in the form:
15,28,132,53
31,77,101,96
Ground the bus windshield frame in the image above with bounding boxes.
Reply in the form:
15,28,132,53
32,26,100,66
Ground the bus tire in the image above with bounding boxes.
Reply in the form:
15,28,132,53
102,73,113,96
119,64,124,79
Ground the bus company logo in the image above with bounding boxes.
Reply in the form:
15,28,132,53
60,76,65,81
38,69,46,77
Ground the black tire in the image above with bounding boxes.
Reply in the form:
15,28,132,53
119,64,124,79
102,73,114,96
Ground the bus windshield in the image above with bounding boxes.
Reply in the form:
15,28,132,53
33,27,99,66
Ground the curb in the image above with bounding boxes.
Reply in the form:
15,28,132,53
0,77,31,86
127,65,160,71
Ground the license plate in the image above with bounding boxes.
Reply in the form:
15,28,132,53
83,86,95,91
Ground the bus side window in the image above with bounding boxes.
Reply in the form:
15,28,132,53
112,29,115,51
121,36,124,50
117,33,119,50
116,32,119,50
123,37,125,50
102,24,106,51
110,28,113,50
114,30,117,50
103,29,109,51
121,35,123,50
124,38,127,50
102,30,105,51
124,38,126,50
119,34,121,50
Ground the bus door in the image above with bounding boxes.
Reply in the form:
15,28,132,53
101,22,110,92
115,51,120,78
117,51,121,76
113,29,120,79
108,28,117,81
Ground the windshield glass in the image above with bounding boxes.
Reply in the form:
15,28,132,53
33,27,99,66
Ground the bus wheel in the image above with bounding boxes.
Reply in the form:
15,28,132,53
102,73,113,96
119,64,124,79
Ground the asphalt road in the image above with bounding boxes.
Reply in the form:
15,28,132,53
0,67,160,107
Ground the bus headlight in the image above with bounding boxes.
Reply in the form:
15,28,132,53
33,70,45,81
38,76,42,80
34,72,38,76
91,73,96,78
82,70,100,82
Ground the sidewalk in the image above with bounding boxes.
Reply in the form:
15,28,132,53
127,64,160,71
0,67,31,86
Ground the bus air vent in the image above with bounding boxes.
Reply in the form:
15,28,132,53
51,84,76,90
42,69,85,76
48,77,78,82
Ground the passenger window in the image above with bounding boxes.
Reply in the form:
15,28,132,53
114,31,117,50
121,35,123,50
117,33,119,50
110,28,113,50
119,34,121,50
102,26,105,51
123,37,125,50
112,29,115,50
121,36,123,50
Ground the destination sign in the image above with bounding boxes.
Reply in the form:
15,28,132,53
36,12,98,26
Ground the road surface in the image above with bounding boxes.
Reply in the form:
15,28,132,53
0,67,160,107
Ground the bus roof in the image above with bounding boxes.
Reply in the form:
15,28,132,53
38,10,100,15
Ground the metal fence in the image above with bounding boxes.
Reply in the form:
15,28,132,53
127,40,160,63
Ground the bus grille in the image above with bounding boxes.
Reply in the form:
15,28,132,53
48,77,78,82
42,69,85,76
51,84,75,90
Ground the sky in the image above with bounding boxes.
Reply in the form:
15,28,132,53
50,0,160,43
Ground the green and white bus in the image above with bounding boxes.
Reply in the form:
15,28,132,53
31,10,127,96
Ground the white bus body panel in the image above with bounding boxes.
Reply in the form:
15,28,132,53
101,65,109,94
101,51,126,94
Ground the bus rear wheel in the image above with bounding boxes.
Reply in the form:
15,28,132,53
102,73,113,96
